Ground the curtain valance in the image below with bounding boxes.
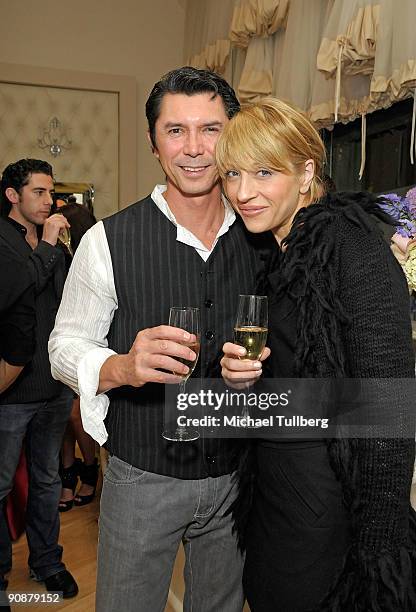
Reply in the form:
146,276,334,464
184,0,234,75
184,0,416,134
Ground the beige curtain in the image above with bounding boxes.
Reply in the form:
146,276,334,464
183,0,416,140
230,0,289,101
237,37,276,101
273,0,332,113
316,0,378,124
229,46,248,92
184,0,235,76
230,0,289,45
370,0,416,108
370,0,416,163
318,0,379,78
316,0,416,123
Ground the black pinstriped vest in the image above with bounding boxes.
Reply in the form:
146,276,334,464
103,195,274,478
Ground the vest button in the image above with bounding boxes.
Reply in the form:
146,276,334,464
204,299,213,308
205,330,215,340
205,454,216,464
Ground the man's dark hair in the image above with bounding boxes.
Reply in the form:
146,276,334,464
146,66,240,149
0,158,53,217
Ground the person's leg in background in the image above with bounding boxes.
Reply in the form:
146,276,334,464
59,397,97,511
71,398,98,505
59,400,79,511
25,390,73,581
0,403,36,584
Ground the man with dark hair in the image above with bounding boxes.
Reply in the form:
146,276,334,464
0,159,52,217
145,65,241,150
50,68,273,611
0,159,78,600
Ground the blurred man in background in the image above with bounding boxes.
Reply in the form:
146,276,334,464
0,159,78,600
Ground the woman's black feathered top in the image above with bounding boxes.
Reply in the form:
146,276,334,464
237,191,416,611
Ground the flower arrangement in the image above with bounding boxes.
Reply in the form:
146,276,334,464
403,247,416,292
379,187,416,291
379,188,416,238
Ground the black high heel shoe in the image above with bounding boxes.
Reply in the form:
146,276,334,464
59,458,81,512
74,458,99,506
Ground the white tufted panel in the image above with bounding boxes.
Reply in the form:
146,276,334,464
0,82,119,220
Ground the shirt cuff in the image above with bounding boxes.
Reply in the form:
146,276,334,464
77,347,116,446
35,240,64,270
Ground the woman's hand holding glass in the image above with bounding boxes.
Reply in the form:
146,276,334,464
221,294,270,389
220,342,271,389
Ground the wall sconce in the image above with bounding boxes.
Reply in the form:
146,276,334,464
38,117,72,157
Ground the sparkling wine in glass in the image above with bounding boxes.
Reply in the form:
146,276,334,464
162,307,200,442
58,226,73,257
233,295,268,426
234,295,268,360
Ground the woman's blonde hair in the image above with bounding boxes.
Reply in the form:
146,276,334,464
216,97,326,204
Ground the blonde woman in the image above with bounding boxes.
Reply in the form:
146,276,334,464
217,98,416,611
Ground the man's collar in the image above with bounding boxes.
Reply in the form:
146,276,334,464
151,184,236,227
6,216,27,236
6,216,43,244
150,184,236,259
151,185,178,226
0,216,31,258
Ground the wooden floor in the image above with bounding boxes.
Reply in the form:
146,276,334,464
7,476,186,612
8,495,99,612
6,480,416,611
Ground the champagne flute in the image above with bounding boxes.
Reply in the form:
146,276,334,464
162,307,200,442
233,295,268,426
56,208,73,257
58,226,73,257
234,295,268,360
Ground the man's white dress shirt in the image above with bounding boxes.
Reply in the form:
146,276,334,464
49,185,235,445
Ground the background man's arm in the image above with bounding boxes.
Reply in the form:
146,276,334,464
29,214,69,294
0,256,36,394
49,222,117,395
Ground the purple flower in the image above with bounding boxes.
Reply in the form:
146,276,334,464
406,187,416,216
396,219,416,237
379,196,402,220
380,193,402,204
379,192,416,238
